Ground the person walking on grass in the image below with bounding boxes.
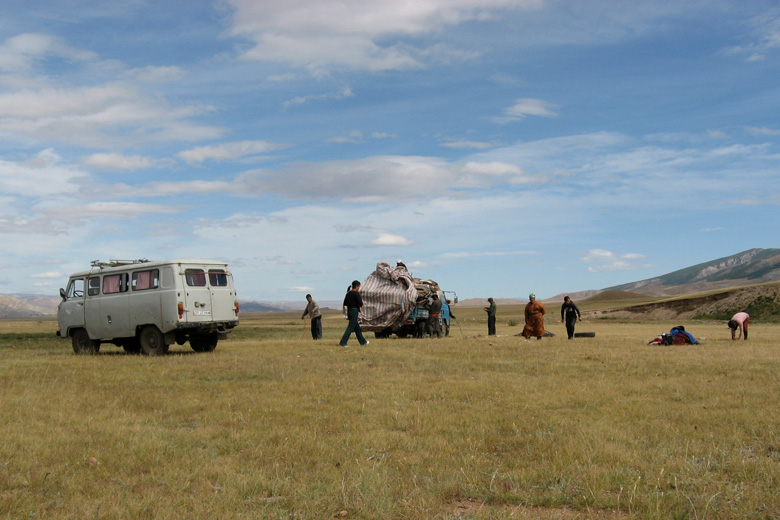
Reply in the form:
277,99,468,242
339,280,369,347
560,295,581,340
301,294,322,340
728,311,749,340
484,297,496,335
522,293,546,340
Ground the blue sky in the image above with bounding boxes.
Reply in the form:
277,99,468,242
1,0,778,302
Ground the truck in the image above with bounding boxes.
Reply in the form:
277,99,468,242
57,259,239,355
358,262,458,338
381,278,457,338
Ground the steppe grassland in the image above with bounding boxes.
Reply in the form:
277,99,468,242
0,311,778,519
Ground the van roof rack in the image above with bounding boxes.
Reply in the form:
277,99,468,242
90,259,150,269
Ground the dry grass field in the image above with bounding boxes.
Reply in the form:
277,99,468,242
1,308,779,519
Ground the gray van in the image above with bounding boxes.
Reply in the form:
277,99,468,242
57,259,239,355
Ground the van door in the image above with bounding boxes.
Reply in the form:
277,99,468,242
207,268,237,322
180,265,236,325
97,272,132,338
181,267,214,325
58,277,86,336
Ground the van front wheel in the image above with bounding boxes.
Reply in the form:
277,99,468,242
139,326,168,356
190,333,218,352
72,329,99,355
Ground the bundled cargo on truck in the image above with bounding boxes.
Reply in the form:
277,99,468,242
358,262,457,338
358,262,417,332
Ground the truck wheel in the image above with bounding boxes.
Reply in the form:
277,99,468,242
72,329,99,355
415,320,426,338
190,333,218,352
139,325,168,356
122,338,141,354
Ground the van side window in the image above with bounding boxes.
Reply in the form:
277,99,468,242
67,279,85,298
132,269,159,291
185,269,207,286
103,273,128,294
88,277,101,296
208,270,229,287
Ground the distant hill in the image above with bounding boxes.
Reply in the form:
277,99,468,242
457,297,524,307
592,281,780,322
580,290,656,305
239,301,288,313
606,248,780,296
0,294,59,317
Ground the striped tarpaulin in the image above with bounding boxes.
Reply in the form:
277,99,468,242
358,262,418,332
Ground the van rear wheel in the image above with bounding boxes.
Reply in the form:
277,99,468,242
139,325,168,356
122,338,141,354
72,329,99,355
190,333,218,352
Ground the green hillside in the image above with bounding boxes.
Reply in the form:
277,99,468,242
608,248,780,291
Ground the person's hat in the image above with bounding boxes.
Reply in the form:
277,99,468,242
488,297,493,301
529,293,536,299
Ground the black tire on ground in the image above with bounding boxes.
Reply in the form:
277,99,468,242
574,332,596,338
72,329,99,355
139,325,168,356
396,330,408,338
122,338,142,354
190,333,218,352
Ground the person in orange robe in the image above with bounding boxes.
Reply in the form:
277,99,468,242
522,293,546,340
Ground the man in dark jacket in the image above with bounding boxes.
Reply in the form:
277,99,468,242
339,280,369,347
560,296,581,339
484,297,496,335
426,293,443,338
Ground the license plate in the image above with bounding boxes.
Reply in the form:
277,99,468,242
193,310,211,316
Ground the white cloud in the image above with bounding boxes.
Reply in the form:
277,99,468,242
327,130,365,144
234,154,546,201
581,249,649,272
370,233,413,246
0,83,223,147
283,87,354,108
441,250,536,258
0,149,85,196
225,0,543,72
724,8,780,61
83,153,158,171
744,126,780,136
43,202,181,222
125,65,185,83
494,98,559,123
0,33,97,73
178,140,291,163
30,271,61,279
440,139,496,149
